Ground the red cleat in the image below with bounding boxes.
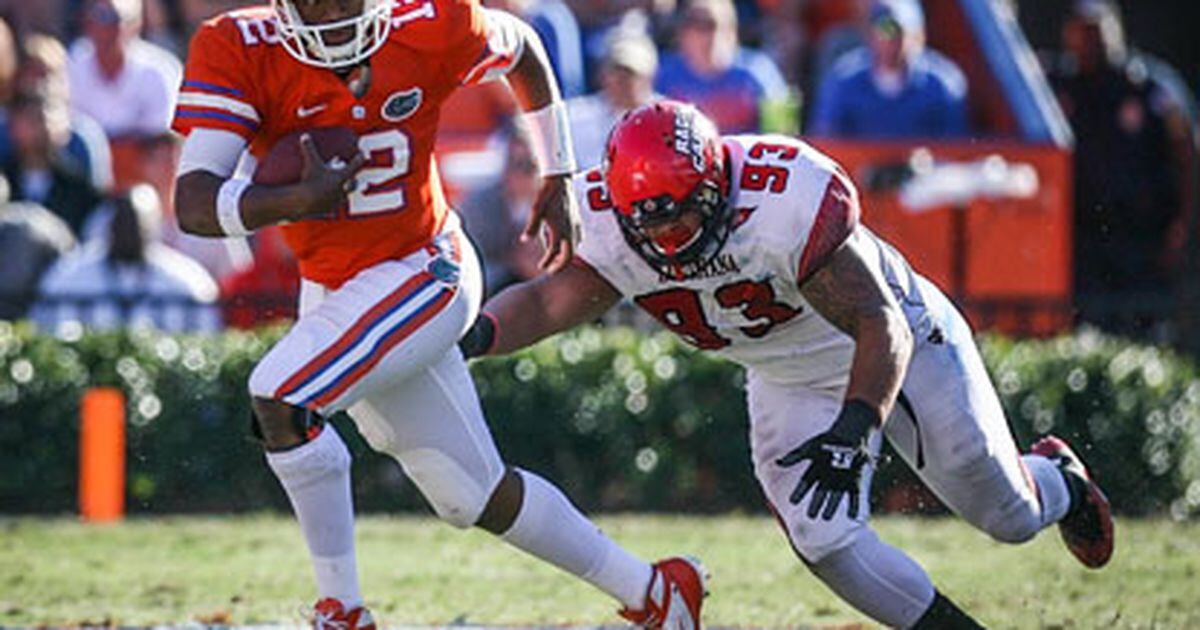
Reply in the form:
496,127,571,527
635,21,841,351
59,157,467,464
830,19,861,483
311,597,377,630
1031,435,1115,569
619,556,708,629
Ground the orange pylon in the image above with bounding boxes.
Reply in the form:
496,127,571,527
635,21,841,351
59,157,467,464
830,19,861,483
79,387,125,522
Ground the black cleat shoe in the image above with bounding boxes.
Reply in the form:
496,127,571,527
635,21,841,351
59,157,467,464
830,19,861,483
1031,435,1114,568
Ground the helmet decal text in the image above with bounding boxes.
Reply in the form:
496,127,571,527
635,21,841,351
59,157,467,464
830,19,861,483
673,108,707,174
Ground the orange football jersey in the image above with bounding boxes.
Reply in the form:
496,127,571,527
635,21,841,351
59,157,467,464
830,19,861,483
172,1,514,289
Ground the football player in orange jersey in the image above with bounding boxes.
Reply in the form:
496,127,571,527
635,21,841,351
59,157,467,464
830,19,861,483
171,1,705,627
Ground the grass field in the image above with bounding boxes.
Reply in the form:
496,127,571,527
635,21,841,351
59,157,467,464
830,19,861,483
1,514,1197,629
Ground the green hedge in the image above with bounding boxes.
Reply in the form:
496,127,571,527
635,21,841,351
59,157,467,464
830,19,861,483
1,322,1198,518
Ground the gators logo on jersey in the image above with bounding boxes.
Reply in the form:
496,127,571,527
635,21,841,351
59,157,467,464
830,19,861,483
382,88,423,122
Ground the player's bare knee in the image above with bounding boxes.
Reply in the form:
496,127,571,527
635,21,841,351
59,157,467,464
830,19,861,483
476,468,523,534
250,397,308,450
401,448,494,529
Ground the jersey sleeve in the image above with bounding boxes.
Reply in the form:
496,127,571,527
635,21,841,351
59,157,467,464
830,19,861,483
399,0,518,86
460,9,526,86
171,18,262,141
573,168,627,287
794,166,860,285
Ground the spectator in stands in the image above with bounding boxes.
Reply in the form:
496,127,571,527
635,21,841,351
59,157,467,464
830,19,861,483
459,128,544,296
67,0,181,141
436,80,518,203
805,0,871,93
0,177,77,320
32,184,219,333
568,30,659,169
490,0,586,99
142,0,188,56
753,0,807,90
0,34,112,191
808,0,969,139
0,1,69,41
565,0,674,91
179,0,250,36
1046,0,1190,324
139,131,244,280
219,227,298,329
0,17,14,107
655,0,791,133
2,89,104,237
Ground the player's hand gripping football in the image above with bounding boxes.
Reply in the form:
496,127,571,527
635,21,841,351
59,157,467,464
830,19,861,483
524,173,581,272
776,400,878,520
294,133,366,221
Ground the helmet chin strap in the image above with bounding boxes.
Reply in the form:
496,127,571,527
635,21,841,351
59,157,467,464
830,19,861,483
343,63,372,97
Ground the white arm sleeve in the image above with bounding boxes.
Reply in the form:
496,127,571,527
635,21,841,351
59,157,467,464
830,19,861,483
176,128,250,179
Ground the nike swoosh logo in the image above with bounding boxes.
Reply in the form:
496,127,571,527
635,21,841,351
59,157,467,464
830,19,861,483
297,104,328,118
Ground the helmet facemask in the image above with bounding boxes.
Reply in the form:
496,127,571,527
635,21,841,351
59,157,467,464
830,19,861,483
273,0,393,69
615,179,734,280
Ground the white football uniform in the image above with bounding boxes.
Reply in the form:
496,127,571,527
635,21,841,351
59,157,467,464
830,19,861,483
577,135,1049,562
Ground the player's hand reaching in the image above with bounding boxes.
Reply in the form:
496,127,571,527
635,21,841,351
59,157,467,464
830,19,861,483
294,132,366,221
524,173,581,273
776,400,878,520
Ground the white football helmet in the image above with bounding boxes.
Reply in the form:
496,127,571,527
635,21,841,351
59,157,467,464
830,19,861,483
272,0,394,69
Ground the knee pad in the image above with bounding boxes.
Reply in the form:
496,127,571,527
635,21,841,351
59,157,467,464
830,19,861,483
783,513,868,564
401,447,496,529
981,505,1040,544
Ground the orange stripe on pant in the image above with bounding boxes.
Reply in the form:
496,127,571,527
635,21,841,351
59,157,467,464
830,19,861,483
308,286,457,409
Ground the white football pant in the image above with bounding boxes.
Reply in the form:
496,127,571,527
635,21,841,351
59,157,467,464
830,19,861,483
749,282,1057,627
250,214,505,526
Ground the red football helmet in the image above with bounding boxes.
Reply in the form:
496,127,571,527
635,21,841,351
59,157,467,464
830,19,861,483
604,101,733,279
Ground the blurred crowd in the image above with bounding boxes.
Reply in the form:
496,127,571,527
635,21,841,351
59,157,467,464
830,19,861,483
0,0,1195,342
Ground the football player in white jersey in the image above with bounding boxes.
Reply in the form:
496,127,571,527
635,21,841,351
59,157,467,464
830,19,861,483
459,101,1115,628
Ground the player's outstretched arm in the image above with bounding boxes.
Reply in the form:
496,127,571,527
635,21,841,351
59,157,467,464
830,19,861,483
775,228,914,520
799,229,914,425
460,260,620,358
175,132,364,238
486,9,580,273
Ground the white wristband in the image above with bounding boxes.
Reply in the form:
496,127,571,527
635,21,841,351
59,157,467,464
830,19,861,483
523,101,577,177
216,178,253,237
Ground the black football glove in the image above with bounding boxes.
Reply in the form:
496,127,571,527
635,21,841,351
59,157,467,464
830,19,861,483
776,400,879,520
458,312,497,359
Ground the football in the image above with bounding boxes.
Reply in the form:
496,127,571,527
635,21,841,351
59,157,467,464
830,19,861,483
253,126,360,186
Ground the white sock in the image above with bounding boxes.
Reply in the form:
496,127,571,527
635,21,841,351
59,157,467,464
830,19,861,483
266,425,363,607
501,469,653,609
1022,454,1072,527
